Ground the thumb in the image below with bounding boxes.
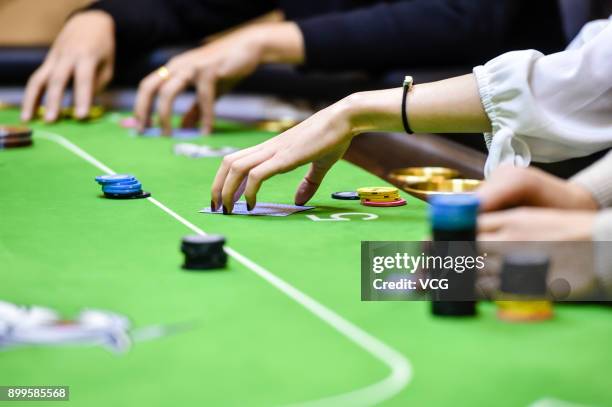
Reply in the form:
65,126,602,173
294,162,332,206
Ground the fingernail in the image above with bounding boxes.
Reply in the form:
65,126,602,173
246,203,253,211
210,200,216,212
45,112,54,122
222,205,229,215
76,107,88,118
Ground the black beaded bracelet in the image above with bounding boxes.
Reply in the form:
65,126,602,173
401,75,414,134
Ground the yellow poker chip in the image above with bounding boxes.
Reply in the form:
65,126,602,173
87,106,105,120
357,187,399,196
361,193,401,201
64,105,105,119
496,301,554,322
37,106,70,119
36,105,105,120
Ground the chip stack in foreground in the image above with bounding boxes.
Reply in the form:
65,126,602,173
95,174,151,199
496,253,553,322
357,187,407,207
181,235,227,271
429,194,479,317
0,126,33,149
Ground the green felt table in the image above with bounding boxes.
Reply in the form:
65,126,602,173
1,108,611,407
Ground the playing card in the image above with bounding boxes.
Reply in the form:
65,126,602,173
137,128,201,139
200,201,314,217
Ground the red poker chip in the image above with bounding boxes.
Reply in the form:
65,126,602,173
119,117,140,129
361,198,407,207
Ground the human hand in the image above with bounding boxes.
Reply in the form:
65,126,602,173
21,11,115,122
478,208,596,241
210,102,355,213
134,22,303,136
477,165,598,212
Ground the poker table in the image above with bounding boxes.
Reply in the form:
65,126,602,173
1,108,611,407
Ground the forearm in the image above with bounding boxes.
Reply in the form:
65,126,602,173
82,0,184,53
84,0,275,54
295,0,518,71
251,22,305,65
343,74,492,136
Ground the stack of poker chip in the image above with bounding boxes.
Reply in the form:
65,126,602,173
95,174,151,199
0,126,33,149
496,253,553,322
357,187,407,207
181,235,227,271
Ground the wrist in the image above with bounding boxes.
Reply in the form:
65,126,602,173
341,89,404,137
73,9,115,27
252,22,304,64
567,182,600,210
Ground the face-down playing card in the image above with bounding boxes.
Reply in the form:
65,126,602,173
200,201,314,217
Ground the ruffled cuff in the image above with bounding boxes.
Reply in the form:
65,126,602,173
473,55,539,177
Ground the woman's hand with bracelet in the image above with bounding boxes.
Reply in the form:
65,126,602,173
210,74,490,214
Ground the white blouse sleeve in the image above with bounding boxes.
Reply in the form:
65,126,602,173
473,18,612,177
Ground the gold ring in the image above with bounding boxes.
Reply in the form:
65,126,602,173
157,66,170,80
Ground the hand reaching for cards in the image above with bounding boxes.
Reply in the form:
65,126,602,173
211,103,354,214
210,76,493,214
21,11,115,122
134,22,304,136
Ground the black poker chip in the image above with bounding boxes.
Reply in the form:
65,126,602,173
0,126,33,149
103,191,151,200
0,138,33,149
332,191,360,200
181,234,227,271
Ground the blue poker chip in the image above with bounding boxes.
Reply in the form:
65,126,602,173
95,174,136,184
103,181,142,189
139,128,201,139
172,129,201,139
102,186,143,195
102,185,143,194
